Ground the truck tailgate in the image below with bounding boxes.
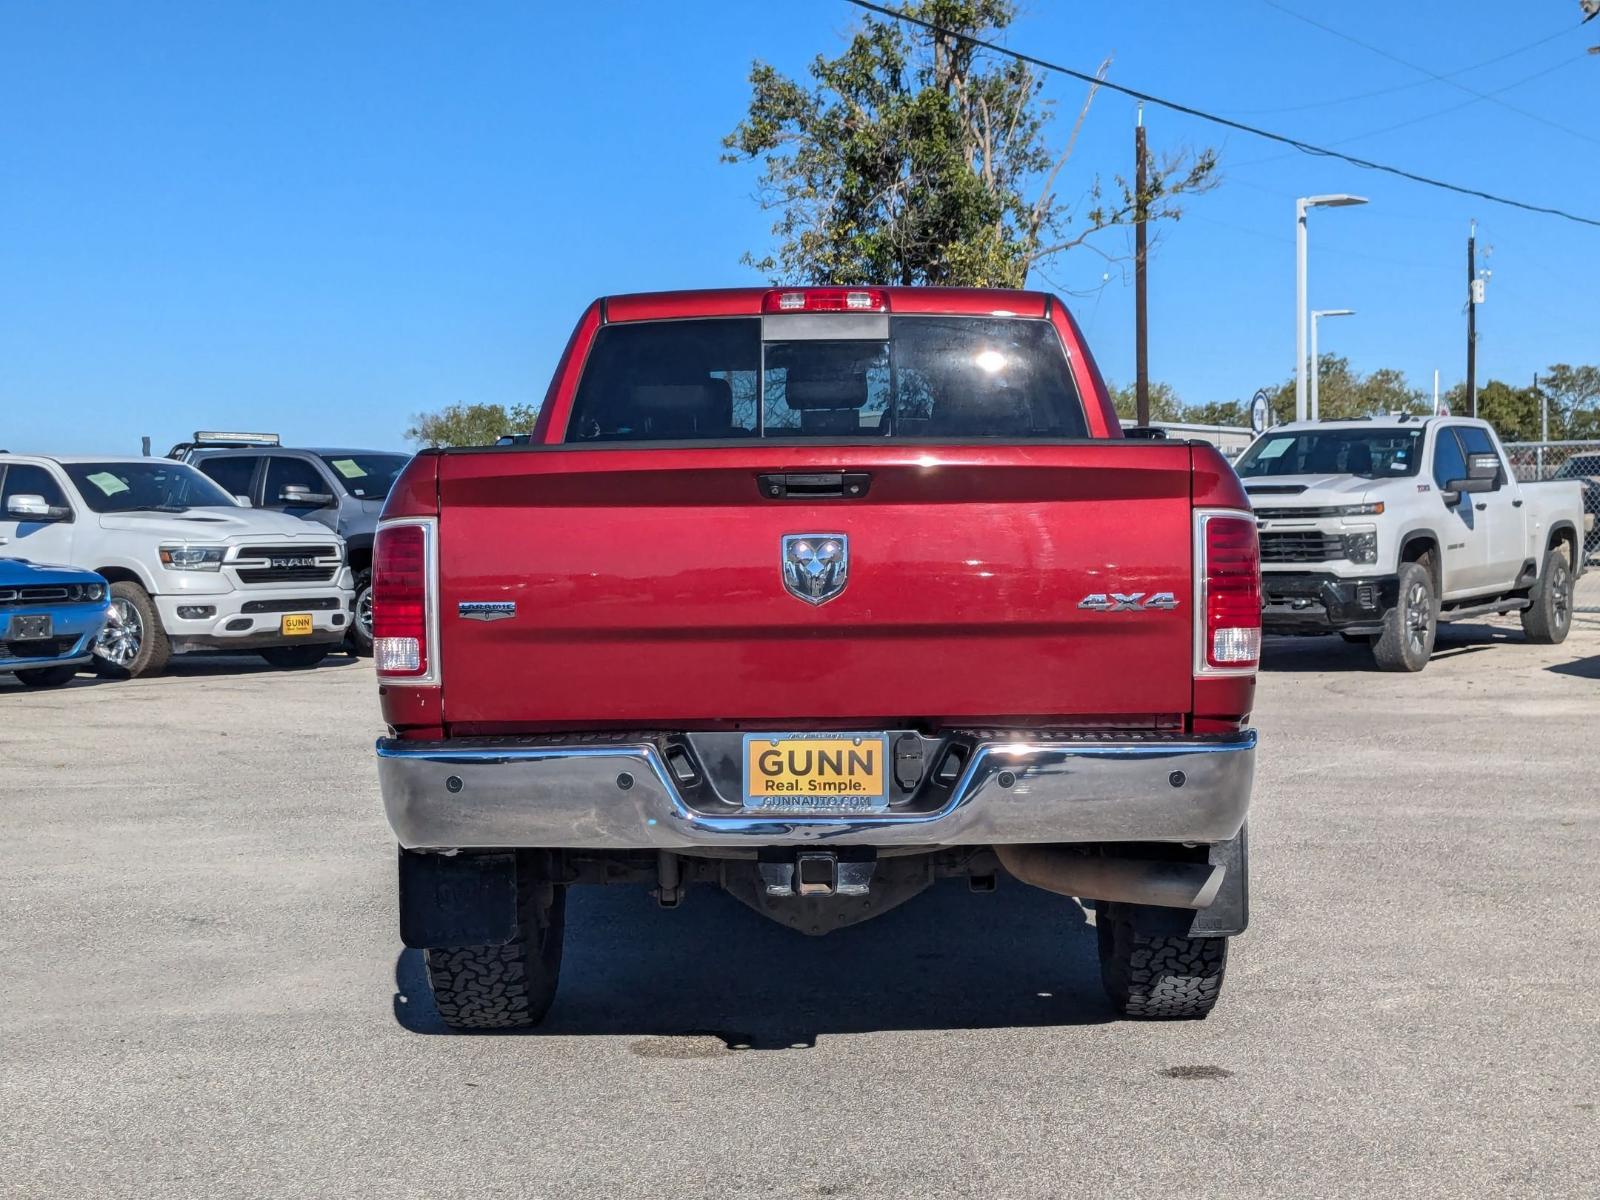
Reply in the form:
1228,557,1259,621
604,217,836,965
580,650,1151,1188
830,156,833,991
434,443,1196,728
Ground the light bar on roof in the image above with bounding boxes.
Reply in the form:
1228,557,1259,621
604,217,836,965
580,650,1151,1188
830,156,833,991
193,431,281,445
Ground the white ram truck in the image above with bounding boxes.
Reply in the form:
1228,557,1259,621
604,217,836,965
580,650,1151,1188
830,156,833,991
1235,417,1587,671
0,454,354,677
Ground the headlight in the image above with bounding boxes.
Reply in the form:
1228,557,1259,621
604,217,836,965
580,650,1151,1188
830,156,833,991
159,545,225,572
78,583,105,601
1338,502,1385,516
1344,532,1378,564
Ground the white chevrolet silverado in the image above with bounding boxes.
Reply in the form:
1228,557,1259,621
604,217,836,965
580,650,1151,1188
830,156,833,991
0,454,354,677
1236,417,1588,671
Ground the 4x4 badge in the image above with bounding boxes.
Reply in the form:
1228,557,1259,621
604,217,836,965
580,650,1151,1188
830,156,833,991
782,534,849,606
1077,591,1179,612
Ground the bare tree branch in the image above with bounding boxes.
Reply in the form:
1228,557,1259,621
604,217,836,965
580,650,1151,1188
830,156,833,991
1030,56,1112,237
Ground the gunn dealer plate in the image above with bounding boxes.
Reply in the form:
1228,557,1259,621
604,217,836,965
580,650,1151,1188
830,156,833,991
741,733,891,814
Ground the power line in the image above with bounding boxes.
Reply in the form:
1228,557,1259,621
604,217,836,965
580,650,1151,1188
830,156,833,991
1228,53,1586,170
841,0,1600,230
1220,22,1577,115
1259,0,1600,146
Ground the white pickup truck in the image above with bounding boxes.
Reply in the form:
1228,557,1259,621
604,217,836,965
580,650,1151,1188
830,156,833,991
1235,417,1588,671
0,454,354,677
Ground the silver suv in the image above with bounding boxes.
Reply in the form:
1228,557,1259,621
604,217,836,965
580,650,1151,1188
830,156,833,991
173,434,412,656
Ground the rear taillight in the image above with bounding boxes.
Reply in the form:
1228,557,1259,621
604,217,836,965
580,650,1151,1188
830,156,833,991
1196,511,1261,674
373,519,435,684
761,287,889,313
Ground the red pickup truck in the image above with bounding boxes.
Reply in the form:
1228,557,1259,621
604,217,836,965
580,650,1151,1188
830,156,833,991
372,287,1261,1028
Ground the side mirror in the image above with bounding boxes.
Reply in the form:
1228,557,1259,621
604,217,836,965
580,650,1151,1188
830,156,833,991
1444,475,1495,498
234,494,253,508
5,494,71,522
1442,453,1502,503
277,485,334,507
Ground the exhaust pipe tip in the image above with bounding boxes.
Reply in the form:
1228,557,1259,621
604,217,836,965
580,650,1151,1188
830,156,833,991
993,844,1224,911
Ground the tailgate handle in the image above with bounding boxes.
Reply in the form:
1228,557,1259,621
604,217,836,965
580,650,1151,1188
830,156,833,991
757,472,872,500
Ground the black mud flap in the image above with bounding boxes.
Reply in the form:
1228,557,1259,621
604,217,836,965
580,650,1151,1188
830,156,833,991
398,848,519,949
1187,824,1249,937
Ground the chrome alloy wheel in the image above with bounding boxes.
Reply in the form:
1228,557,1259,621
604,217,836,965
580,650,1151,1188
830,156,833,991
356,583,374,641
1404,579,1432,654
95,596,144,667
1551,560,1572,629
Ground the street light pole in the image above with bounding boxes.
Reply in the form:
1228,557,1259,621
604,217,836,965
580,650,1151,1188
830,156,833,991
1310,308,1355,420
1295,195,1368,422
1296,202,1308,422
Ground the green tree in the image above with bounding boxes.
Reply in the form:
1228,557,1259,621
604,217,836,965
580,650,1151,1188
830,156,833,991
1183,400,1250,427
722,0,1216,287
1458,380,1545,442
1251,356,1430,425
405,402,538,448
1541,363,1600,439
1108,380,1184,423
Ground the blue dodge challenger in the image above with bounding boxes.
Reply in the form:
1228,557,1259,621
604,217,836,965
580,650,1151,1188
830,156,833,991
1,558,111,688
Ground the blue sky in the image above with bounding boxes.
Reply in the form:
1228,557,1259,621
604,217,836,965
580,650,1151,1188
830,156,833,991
2,0,1596,454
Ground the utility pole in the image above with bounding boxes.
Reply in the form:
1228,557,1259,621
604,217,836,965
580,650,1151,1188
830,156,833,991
1466,219,1477,418
1134,106,1150,426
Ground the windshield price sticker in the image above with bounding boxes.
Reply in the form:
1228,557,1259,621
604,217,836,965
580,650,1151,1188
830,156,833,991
1255,438,1292,460
85,472,131,496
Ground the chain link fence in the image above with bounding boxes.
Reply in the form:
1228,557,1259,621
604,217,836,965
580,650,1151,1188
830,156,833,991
1502,440,1600,613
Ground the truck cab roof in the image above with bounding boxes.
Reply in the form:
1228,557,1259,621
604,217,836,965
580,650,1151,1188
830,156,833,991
1261,415,1446,436
599,286,1053,322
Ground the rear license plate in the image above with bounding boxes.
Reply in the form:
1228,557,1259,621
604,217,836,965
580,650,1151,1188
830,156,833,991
9,614,52,640
742,734,890,813
280,614,314,637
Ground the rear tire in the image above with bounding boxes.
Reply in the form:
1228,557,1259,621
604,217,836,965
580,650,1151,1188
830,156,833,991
14,664,79,688
1520,545,1573,645
424,884,566,1031
1371,561,1435,672
1097,903,1228,1019
92,581,171,679
258,643,334,669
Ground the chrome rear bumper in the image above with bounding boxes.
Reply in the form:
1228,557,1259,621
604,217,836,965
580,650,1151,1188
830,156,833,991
376,730,1256,851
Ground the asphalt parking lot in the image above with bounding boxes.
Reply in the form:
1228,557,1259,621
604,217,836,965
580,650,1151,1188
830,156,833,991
4,588,1599,1199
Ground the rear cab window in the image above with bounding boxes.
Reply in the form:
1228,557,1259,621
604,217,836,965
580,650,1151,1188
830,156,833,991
564,315,1086,442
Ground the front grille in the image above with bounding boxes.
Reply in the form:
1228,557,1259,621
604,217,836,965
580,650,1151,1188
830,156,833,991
0,636,80,660
1259,531,1345,563
229,544,340,585
1254,506,1344,521
240,597,342,613
0,584,102,607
